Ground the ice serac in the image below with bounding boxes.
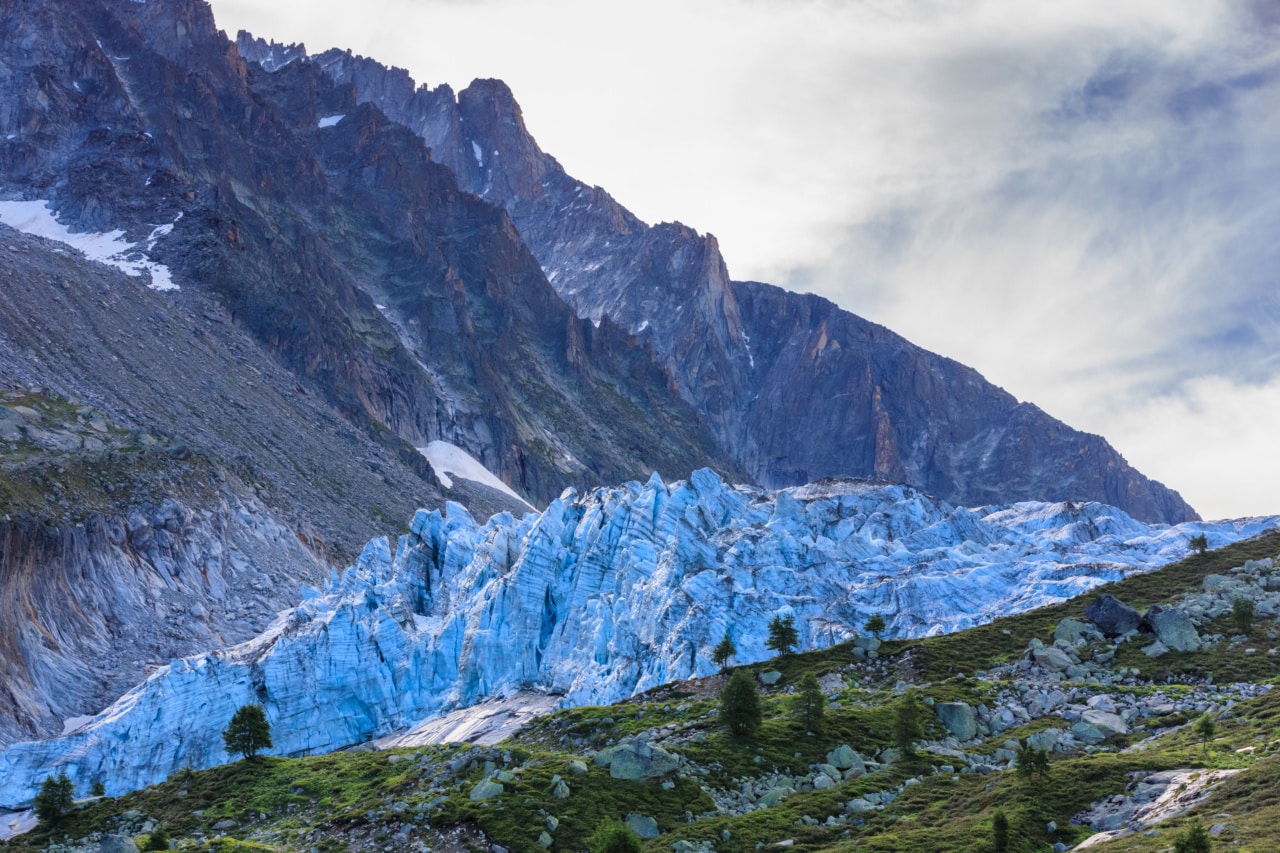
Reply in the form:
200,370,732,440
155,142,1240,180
263,44,1200,523
1,470,1271,807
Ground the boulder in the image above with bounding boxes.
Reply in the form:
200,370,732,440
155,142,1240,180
552,779,570,798
626,814,660,838
596,740,680,780
1026,728,1061,752
1054,617,1099,645
1031,646,1074,671
1142,606,1200,652
470,778,504,801
1085,594,1141,637
1081,709,1128,737
98,838,140,853
935,702,977,741
826,745,864,772
759,670,783,686
854,636,881,652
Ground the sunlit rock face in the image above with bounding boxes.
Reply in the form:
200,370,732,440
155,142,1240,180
2,470,1269,808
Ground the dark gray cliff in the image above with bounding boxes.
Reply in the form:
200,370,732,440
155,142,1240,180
267,41,1197,523
0,0,741,742
0,0,739,507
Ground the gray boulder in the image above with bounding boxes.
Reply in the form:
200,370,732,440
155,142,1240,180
626,814,661,838
1054,617,1099,645
1031,646,1074,671
595,740,680,780
98,838,140,853
1081,709,1128,737
935,702,977,740
826,745,864,773
470,778,504,801
1085,594,1141,637
1142,606,1200,652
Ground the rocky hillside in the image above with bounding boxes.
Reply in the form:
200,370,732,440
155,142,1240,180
3,532,1279,852
243,39,1199,524
0,0,739,510
1,469,1270,809
0,0,741,751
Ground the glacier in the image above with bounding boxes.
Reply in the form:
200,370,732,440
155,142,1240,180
0,469,1274,807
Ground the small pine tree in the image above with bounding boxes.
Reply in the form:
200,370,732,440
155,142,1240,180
90,779,106,797
1194,714,1217,755
719,668,763,737
1232,597,1255,636
33,771,75,828
766,614,799,656
1174,819,1212,853
222,704,273,761
587,822,644,853
1189,533,1208,555
792,672,826,733
992,809,1010,853
864,613,886,639
1015,743,1051,782
712,632,737,672
145,824,172,851
892,690,924,755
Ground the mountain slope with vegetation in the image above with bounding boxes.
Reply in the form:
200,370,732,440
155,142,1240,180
6,532,1278,852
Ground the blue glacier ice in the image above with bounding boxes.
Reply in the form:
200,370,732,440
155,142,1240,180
0,470,1273,806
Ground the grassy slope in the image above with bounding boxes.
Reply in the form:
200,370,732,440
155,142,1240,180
4,532,1280,853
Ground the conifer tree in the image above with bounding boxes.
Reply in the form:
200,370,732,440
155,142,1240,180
766,614,799,656
712,632,737,671
864,613,886,639
792,672,826,733
223,704,273,761
719,668,763,737
1194,714,1217,755
892,690,924,755
33,771,75,828
992,809,1010,853
1174,819,1212,853
588,822,644,853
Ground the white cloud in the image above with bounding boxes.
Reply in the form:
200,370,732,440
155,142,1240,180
1103,375,1280,520
207,0,1280,518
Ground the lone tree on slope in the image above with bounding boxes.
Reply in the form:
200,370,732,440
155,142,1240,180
1194,714,1217,755
1232,597,1255,636
588,821,644,853
712,632,737,671
223,704,273,761
1174,819,1212,853
33,771,75,828
793,671,826,733
766,614,799,656
892,690,924,755
719,668,763,737
1189,533,1208,555
864,613,886,639
992,809,1010,853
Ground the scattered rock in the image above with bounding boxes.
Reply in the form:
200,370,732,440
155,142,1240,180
626,814,660,839
1086,594,1141,637
935,702,977,740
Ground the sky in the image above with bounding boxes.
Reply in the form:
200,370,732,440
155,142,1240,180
208,0,1280,519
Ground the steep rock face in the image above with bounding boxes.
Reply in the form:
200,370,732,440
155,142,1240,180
0,492,328,748
1,469,1269,806
1,0,740,511
269,43,1197,522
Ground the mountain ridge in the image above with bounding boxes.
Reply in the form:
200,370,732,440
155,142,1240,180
239,35,1197,524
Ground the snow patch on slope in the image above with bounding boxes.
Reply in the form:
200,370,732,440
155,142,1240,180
418,440,529,507
318,114,345,128
0,201,179,291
